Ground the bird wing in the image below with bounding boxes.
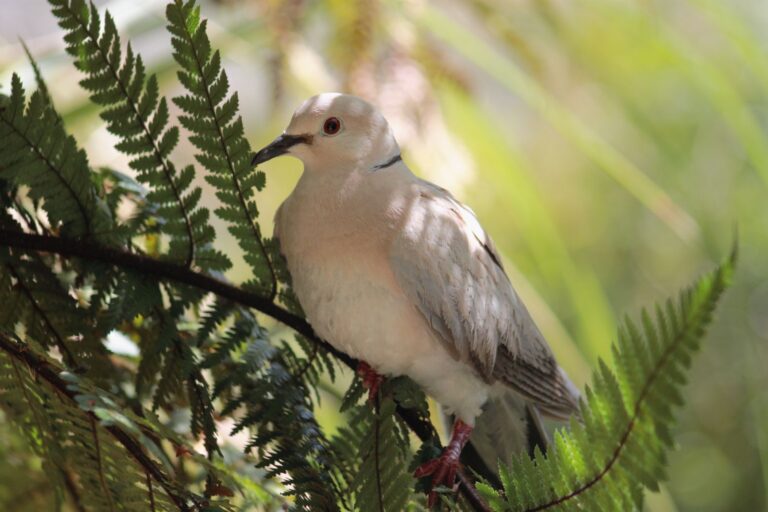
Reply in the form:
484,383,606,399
390,180,578,418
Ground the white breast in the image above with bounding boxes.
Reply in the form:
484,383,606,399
276,169,491,423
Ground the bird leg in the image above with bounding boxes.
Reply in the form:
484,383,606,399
414,419,473,508
356,361,384,402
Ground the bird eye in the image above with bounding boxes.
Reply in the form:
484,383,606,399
323,117,341,136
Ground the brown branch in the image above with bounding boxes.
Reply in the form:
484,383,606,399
146,471,157,512
63,469,88,512
458,469,492,512
0,333,192,512
0,229,491,510
0,229,310,344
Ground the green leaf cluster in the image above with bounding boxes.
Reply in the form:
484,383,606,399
0,332,200,512
166,0,276,294
49,0,224,270
0,74,112,240
476,250,736,511
215,330,341,510
333,389,417,512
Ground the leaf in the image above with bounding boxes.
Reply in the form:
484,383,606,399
48,0,226,271
0,74,113,240
479,247,736,510
166,0,275,295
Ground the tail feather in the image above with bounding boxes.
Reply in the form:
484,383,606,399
464,390,549,480
534,367,582,421
457,373,580,481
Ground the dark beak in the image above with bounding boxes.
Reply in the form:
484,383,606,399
251,133,311,166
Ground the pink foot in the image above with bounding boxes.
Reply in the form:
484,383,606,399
414,419,473,507
357,361,384,402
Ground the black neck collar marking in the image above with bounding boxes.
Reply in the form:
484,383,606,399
371,153,402,171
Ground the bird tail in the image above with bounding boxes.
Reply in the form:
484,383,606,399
460,370,581,482
463,390,551,483
534,367,582,421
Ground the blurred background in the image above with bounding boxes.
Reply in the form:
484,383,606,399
1,0,766,510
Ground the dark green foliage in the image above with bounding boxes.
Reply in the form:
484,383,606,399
0,246,110,377
48,0,227,271
0,332,203,512
0,74,112,240
475,250,736,511
166,0,276,296
216,333,341,510
20,39,55,109
0,0,736,510
333,392,417,512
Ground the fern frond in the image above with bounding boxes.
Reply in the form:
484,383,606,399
333,398,414,512
166,0,276,296
20,40,55,109
477,251,735,511
0,209,112,376
0,74,111,239
0,256,111,375
215,336,340,510
0,331,195,511
48,0,228,271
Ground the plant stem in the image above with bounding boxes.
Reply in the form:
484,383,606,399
0,229,492,510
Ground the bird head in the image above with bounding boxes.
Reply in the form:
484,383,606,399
251,93,400,172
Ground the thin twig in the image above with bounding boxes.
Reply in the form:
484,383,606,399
62,469,88,512
146,471,157,512
458,469,492,512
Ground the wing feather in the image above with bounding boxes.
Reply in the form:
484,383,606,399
390,181,578,417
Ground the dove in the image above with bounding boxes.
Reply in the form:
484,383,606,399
252,93,580,506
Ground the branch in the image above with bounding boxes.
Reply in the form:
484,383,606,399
0,229,310,343
0,229,492,510
458,470,492,512
0,332,192,512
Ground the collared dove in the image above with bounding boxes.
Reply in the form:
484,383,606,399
252,93,580,506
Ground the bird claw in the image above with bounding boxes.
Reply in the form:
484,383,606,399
414,419,473,508
414,451,462,508
357,361,384,402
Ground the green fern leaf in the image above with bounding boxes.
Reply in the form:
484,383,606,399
336,399,414,512
48,0,228,271
0,74,112,239
216,335,340,510
20,40,55,109
480,249,735,511
0,332,196,511
166,0,277,296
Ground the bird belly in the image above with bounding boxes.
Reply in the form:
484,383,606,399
289,258,489,423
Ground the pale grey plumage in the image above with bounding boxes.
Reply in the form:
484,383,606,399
390,179,578,419
255,93,580,477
